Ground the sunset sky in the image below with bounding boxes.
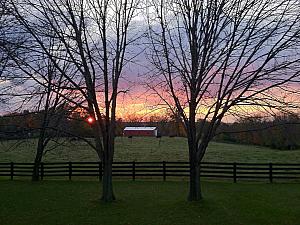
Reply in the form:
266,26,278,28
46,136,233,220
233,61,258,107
0,0,299,124
1,72,299,123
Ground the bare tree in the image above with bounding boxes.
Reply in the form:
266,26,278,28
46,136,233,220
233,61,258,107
26,56,78,181
10,0,141,201
2,18,84,181
147,0,300,201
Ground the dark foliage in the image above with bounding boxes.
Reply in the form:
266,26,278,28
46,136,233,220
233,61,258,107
216,114,300,150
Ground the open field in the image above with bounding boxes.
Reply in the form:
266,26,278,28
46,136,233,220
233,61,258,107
1,137,300,163
0,180,300,225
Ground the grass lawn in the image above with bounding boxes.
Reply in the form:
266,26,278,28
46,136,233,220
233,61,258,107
1,137,300,163
0,180,300,225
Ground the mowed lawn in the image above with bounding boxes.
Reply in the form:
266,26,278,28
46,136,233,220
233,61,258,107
0,180,299,225
1,137,300,163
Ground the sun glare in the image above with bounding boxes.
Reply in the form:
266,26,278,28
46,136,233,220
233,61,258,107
87,117,94,124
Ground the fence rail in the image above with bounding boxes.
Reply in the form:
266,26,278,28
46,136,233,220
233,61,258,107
0,161,300,182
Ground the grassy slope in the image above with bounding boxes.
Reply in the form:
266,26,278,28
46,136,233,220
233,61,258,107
0,180,299,225
1,137,300,163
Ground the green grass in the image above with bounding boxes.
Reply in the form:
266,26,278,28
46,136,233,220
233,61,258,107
0,180,300,225
1,137,300,163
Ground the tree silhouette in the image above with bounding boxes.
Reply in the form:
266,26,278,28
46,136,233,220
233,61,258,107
147,0,300,201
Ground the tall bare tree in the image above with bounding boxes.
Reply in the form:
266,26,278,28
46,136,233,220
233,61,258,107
2,15,83,180
147,0,300,201
10,0,141,201
18,52,79,181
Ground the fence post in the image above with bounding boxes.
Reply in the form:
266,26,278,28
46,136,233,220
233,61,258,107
132,161,135,181
10,162,14,181
163,161,166,181
68,162,72,180
99,162,103,182
40,162,44,180
269,163,273,183
233,162,237,183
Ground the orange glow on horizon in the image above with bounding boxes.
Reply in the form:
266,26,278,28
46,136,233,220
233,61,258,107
74,86,299,123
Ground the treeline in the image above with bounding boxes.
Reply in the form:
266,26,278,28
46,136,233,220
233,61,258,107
0,110,93,140
0,110,186,140
216,114,300,150
1,110,299,150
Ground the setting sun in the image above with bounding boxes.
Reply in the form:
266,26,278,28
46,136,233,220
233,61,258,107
87,117,94,124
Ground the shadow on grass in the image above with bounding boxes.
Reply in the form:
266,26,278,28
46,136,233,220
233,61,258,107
0,180,299,225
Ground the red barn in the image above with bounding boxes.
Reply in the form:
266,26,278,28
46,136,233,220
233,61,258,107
123,127,158,137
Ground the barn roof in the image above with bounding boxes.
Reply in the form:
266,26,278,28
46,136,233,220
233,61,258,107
124,127,157,131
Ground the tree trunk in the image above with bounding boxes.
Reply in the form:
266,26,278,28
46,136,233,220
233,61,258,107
32,145,43,181
186,107,202,201
188,161,202,201
32,124,47,181
101,159,116,202
32,161,40,181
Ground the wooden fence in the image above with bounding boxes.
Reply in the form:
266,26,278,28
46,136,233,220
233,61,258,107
0,161,300,182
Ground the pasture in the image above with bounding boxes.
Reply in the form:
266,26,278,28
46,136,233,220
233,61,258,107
1,137,300,163
0,180,300,225
1,138,300,225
